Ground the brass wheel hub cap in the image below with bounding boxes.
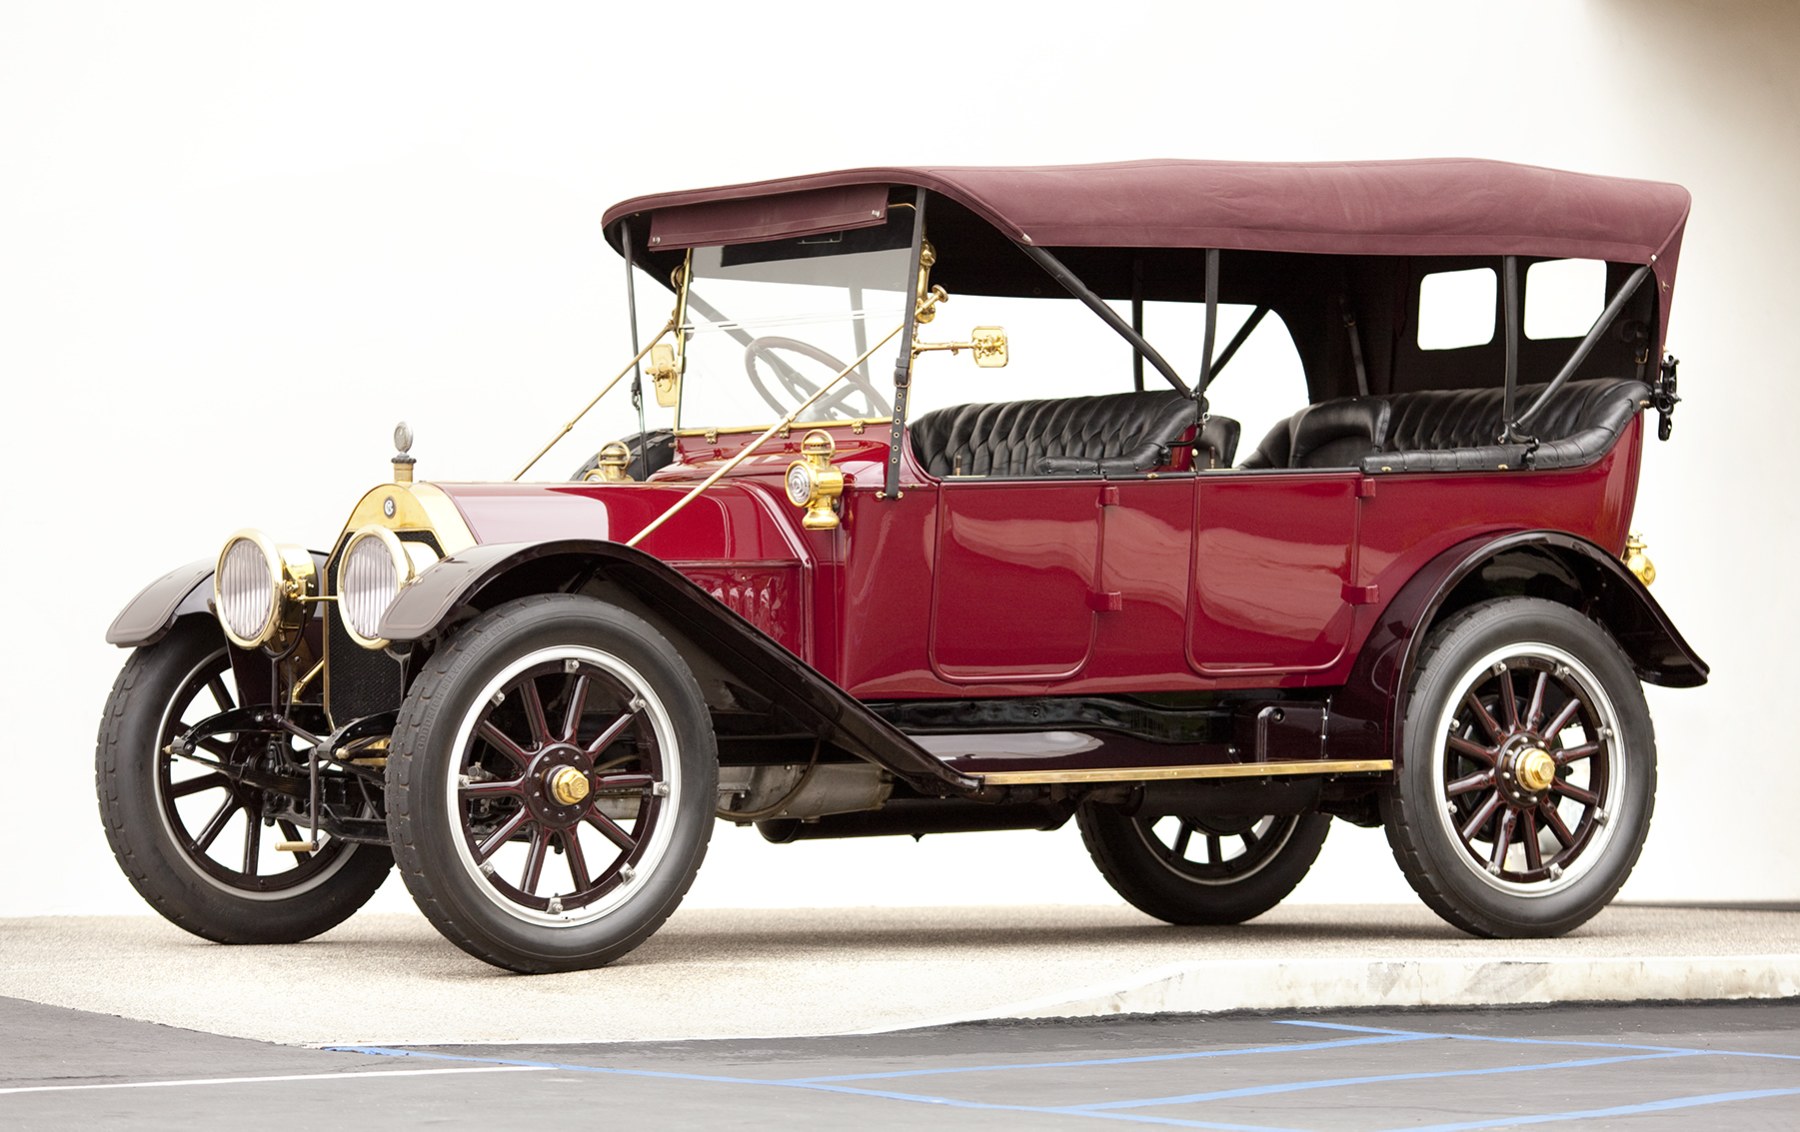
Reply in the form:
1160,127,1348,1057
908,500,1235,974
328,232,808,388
548,766,591,806
1515,747,1557,793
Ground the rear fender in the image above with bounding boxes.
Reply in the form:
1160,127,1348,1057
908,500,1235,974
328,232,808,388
1335,530,1708,765
380,539,980,798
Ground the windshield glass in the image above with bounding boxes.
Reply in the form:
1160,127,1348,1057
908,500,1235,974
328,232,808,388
678,213,915,430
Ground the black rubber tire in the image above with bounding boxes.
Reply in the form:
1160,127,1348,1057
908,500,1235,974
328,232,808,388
1077,804,1331,925
95,619,392,944
387,594,716,973
1380,597,1656,938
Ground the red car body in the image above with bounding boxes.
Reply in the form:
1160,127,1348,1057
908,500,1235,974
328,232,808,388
101,160,1707,971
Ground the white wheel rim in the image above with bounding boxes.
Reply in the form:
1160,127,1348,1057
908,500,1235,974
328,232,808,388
1427,640,1625,898
445,645,682,929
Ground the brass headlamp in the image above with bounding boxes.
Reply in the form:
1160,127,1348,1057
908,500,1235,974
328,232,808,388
784,430,845,531
213,529,315,651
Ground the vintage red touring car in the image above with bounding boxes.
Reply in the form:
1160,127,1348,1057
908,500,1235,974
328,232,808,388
100,159,1705,972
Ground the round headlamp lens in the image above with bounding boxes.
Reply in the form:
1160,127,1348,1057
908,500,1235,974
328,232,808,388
216,534,279,647
337,526,423,648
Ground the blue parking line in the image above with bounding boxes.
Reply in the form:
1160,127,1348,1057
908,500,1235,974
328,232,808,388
329,1045,1306,1132
333,1015,1800,1132
785,1032,1436,1084
1278,1018,1800,1062
1388,1086,1800,1131
1062,1050,1699,1111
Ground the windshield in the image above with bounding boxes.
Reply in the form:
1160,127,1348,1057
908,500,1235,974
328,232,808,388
677,213,915,431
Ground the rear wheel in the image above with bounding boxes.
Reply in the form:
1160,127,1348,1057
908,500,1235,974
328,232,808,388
387,595,716,973
1381,597,1655,937
95,620,391,943
1078,804,1330,925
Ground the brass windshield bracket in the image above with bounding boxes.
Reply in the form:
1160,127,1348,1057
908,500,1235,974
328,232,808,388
646,343,681,408
914,242,939,324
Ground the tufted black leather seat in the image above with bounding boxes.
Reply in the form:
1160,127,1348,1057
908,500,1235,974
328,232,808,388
909,390,1207,478
1238,398,1390,470
1238,377,1648,471
1237,378,1649,473
1364,378,1649,473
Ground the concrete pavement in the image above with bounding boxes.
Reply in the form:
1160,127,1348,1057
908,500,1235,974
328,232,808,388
1,903,1794,1046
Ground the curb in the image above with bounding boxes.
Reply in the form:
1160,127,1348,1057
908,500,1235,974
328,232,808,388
882,955,1800,1031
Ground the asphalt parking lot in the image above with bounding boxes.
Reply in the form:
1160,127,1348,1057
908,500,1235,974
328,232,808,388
3,903,1797,1127
5,998,1799,1129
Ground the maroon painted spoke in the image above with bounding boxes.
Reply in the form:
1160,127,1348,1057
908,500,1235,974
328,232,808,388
197,737,234,759
169,771,230,798
585,810,638,853
521,678,552,749
564,830,591,890
277,820,314,863
1170,822,1192,860
1446,768,1495,797
1240,825,1261,850
477,721,535,769
1521,810,1543,872
242,811,262,875
1542,698,1581,739
1554,743,1601,766
561,674,591,745
1464,692,1506,745
592,773,655,796
206,675,234,711
1447,735,1498,764
520,830,548,894
1551,779,1599,807
1538,801,1576,847
475,809,531,864
1526,671,1548,733
1459,791,1502,843
1490,808,1516,870
1498,665,1520,730
193,795,241,853
459,777,526,799
1206,834,1223,865
584,710,639,762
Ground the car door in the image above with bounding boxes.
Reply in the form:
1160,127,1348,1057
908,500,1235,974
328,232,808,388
928,479,1101,682
1187,471,1362,675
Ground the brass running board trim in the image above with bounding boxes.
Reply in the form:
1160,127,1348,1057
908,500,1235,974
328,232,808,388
977,759,1394,786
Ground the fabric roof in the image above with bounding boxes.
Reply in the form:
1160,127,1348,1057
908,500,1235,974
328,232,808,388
602,159,1689,272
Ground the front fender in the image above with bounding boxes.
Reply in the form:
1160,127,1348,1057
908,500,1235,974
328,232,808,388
106,550,335,648
380,539,982,798
105,559,215,646
1335,529,1709,762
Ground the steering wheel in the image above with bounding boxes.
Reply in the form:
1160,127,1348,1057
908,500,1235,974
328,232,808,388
744,336,893,419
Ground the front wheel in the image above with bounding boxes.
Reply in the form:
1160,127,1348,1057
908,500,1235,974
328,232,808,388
1380,597,1656,938
95,620,392,943
1078,804,1331,925
387,595,716,972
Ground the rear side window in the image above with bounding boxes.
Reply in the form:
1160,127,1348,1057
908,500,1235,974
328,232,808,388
1417,268,1497,350
1525,258,1606,340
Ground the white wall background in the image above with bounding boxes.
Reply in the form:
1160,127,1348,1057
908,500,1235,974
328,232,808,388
3,0,1793,920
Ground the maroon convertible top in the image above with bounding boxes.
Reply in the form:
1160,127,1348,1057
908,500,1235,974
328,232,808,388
603,158,1689,285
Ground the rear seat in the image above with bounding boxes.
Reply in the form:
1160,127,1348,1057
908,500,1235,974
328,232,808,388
910,391,1234,478
1237,378,1650,473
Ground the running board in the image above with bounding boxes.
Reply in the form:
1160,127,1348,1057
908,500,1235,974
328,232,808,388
977,759,1393,786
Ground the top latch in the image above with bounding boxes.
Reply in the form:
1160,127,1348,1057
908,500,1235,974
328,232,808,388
1653,354,1681,441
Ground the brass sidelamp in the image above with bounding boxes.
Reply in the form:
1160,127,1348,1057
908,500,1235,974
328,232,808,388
785,429,846,530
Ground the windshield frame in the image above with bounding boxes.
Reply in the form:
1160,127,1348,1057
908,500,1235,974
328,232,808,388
670,204,921,438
